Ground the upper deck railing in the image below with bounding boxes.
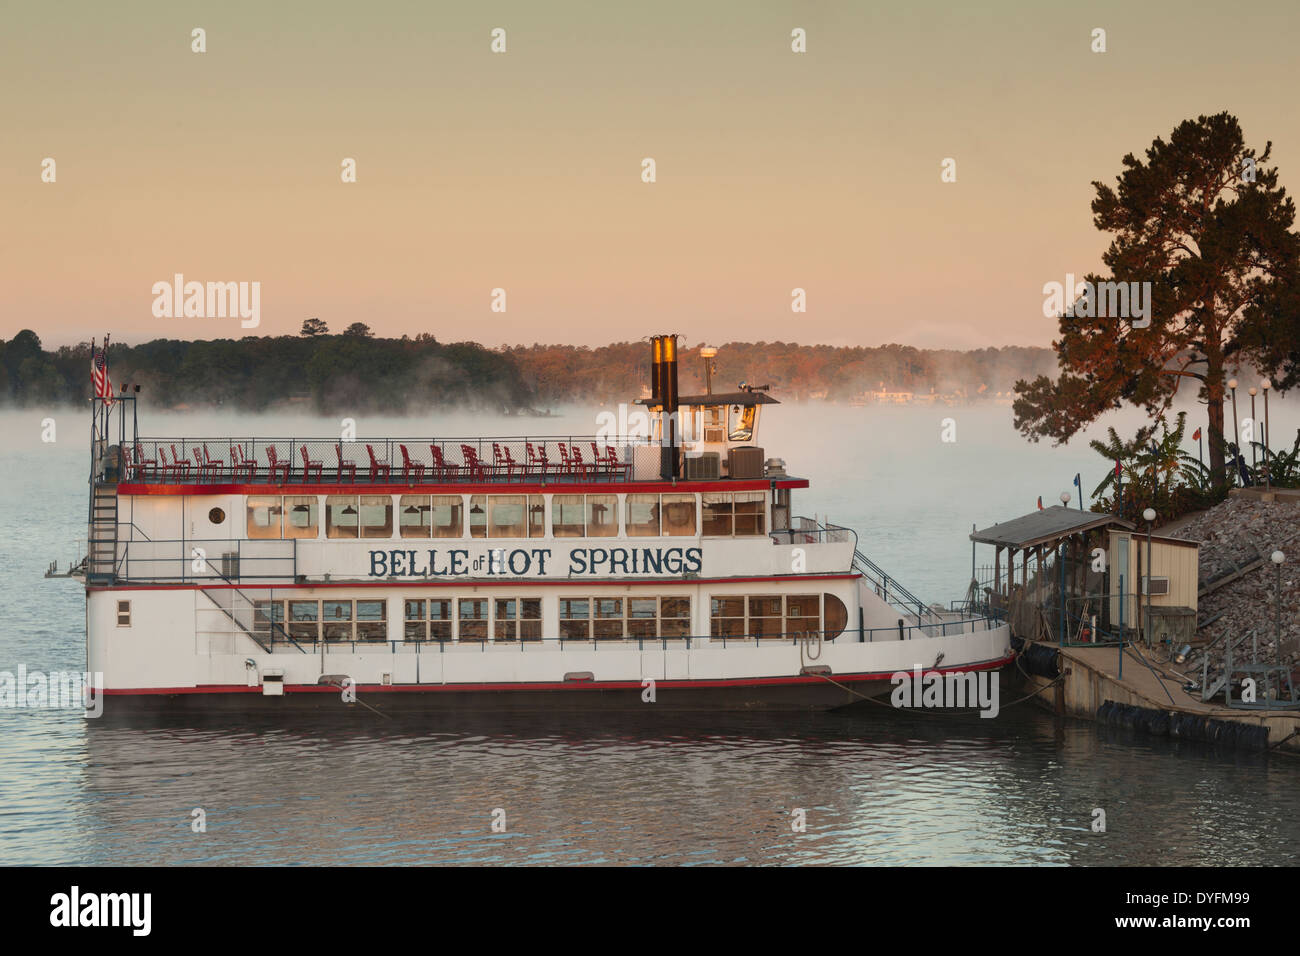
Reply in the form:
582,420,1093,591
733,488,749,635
120,435,665,486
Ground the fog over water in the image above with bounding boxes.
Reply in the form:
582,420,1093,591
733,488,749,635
1,396,1297,865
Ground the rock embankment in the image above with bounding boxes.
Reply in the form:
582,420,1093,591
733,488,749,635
1168,496,1300,674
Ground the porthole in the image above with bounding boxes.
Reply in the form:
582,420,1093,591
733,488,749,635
209,507,226,524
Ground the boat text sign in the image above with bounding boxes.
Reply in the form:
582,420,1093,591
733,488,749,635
368,545,703,578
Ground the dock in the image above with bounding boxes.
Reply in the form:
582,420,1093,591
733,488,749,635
1013,641,1300,754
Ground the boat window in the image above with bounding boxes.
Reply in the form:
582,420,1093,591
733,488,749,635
748,595,784,638
322,599,353,641
823,593,848,639
429,599,452,642
431,495,463,538
626,494,660,537
289,600,319,642
458,598,488,641
493,597,540,642
627,597,658,638
559,595,692,640
283,496,319,539
734,492,766,535
528,496,545,538
404,599,427,641
586,494,617,537
360,495,393,538
559,598,590,640
116,600,131,627
356,600,386,641
489,495,526,538
728,404,757,442
553,495,585,537
400,496,432,538
661,493,696,536
594,598,624,640
469,496,487,539
325,496,359,538
786,594,819,638
709,593,844,641
660,596,691,638
701,493,733,535
710,596,745,638
246,495,282,540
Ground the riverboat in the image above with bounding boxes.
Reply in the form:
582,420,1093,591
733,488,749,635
80,335,1012,713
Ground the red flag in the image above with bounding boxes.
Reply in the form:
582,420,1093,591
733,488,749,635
1037,496,1043,510
1192,427,1202,441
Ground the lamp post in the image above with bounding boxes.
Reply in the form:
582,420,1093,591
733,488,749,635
1228,378,1240,485
1060,492,1071,644
1272,551,1285,653
1262,379,1272,490
1143,507,1156,648
1249,386,1258,476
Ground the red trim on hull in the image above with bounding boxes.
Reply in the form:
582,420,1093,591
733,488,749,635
116,478,810,496
101,653,1015,696
89,572,861,593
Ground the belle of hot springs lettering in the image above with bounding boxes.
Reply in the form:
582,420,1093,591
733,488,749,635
151,273,260,328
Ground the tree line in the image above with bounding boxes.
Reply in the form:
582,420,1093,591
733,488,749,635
0,324,1056,412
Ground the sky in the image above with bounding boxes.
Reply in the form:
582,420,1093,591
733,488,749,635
2,0,1298,351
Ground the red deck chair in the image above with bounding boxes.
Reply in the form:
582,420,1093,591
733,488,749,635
557,442,573,477
366,445,392,482
460,444,487,481
266,445,290,483
301,445,324,481
192,448,207,481
231,445,256,481
335,444,357,482
570,445,592,479
400,445,425,483
603,445,628,479
526,442,549,477
133,442,157,480
203,443,224,480
168,445,192,481
430,445,459,480
493,443,521,480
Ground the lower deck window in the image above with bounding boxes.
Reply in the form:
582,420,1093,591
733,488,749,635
494,598,542,642
458,598,488,641
560,595,691,641
710,593,833,640
284,599,387,642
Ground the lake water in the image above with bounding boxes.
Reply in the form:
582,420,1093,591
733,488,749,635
2,400,1298,865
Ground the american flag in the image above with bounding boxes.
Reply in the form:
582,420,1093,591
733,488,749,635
91,337,115,406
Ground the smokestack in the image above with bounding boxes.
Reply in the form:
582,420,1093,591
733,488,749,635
650,336,663,405
658,334,680,479
662,334,679,414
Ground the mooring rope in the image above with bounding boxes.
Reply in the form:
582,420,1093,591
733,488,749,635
806,654,1064,716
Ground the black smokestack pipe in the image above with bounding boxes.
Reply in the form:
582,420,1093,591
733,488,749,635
660,334,679,479
650,336,663,406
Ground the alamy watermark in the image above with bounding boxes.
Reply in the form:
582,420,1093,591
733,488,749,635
151,273,261,328
1042,273,1151,328
890,666,999,718
0,666,104,717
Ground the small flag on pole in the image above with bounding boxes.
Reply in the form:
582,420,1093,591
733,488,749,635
1073,472,1083,509
91,337,115,407
1037,496,1043,510
1192,427,1202,441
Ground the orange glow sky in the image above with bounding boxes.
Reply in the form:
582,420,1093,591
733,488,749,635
3,1,1298,350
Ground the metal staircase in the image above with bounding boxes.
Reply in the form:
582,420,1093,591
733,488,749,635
852,549,946,626
86,481,119,585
